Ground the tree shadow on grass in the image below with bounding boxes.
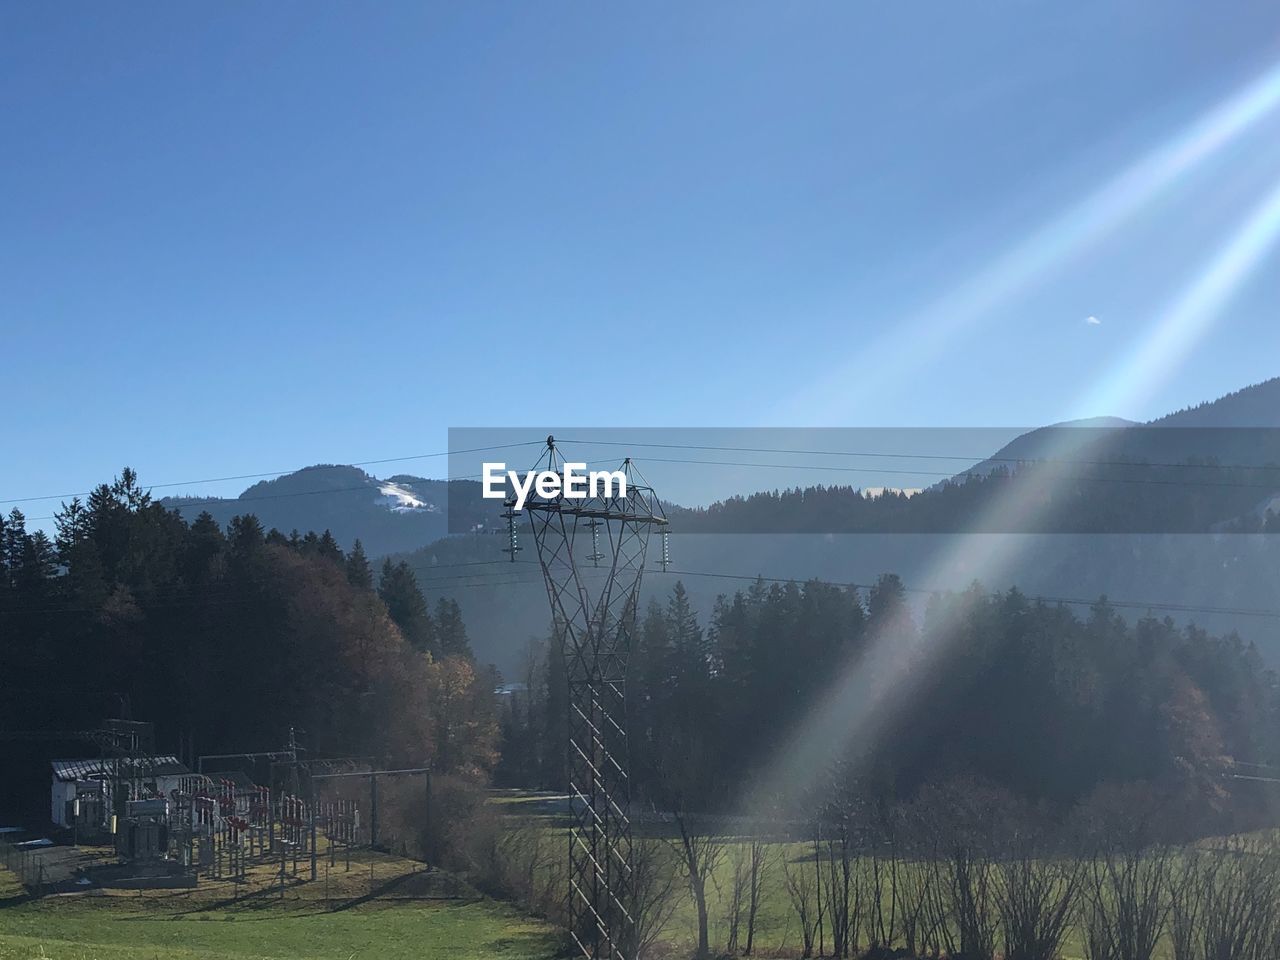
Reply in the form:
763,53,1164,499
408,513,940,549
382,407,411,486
115,867,477,920
480,925,570,959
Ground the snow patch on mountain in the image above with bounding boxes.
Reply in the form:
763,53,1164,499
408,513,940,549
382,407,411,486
378,481,436,513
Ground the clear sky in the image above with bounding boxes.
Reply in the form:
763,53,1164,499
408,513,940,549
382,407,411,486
5,2,1280,511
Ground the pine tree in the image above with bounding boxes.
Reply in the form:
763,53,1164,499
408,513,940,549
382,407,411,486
228,515,266,558
111,466,150,511
666,581,708,680
4,509,28,578
868,573,913,636
184,511,226,581
345,539,373,590
378,559,437,654
53,497,91,560
15,531,57,592
317,530,344,565
436,598,473,659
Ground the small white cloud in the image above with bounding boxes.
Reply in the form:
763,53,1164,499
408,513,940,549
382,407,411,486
1085,315,1102,325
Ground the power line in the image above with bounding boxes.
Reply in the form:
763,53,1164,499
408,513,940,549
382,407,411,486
0,558,539,616
651,566,1280,621
17,476,484,524
558,436,1280,475
623,455,1280,492
11,443,1280,527
6,540,1278,624
15,453,622,524
0,569,588,617
0,441,542,508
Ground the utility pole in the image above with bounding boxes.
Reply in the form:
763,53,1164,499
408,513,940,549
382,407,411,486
508,437,667,960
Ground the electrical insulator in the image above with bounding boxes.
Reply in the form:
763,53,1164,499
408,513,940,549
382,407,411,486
501,504,522,561
586,519,603,567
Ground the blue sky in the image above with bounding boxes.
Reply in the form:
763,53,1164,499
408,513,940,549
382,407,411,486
5,2,1280,512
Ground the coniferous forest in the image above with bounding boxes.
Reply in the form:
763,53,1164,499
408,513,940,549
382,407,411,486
499,578,1280,833
0,469,498,819
4,469,1278,836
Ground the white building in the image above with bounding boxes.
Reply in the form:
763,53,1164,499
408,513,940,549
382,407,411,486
50,757,190,828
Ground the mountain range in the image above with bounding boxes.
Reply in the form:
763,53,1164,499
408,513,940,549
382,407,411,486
164,465,490,557
162,378,1280,673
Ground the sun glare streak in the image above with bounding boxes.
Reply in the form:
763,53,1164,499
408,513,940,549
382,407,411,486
1078,175,1280,419
748,64,1280,812
745,430,1134,815
761,168,1280,804
774,61,1280,426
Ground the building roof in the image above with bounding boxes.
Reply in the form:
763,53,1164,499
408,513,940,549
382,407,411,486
51,756,190,782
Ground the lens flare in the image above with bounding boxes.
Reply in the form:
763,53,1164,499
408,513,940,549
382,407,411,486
748,62,1280,812
745,424,1132,815
775,61,1280,425
1078,174,1280,418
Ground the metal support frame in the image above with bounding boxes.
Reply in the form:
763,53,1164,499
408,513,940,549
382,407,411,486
510,437,667,960
309,766,431,859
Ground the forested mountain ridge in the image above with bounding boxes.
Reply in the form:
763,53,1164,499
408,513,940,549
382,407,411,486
162,378,1280,557
162,466,491,557
1151,375,1280,427
141,376,1280,673
670,378,1280,534
955,377,1280,480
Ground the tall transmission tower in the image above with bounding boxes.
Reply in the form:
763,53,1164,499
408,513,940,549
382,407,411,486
505,437,667,960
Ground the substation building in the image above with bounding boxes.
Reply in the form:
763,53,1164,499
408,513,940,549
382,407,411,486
50,756,191,832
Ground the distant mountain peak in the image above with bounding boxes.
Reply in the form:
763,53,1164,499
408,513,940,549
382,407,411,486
161,465,487,557
1040,416,1136,430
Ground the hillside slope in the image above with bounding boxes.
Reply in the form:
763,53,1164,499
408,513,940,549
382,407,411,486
1151,377,1280,427
163,466,490,556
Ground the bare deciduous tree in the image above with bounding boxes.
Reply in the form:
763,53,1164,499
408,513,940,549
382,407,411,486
822,823,865,959
622,838,681,960
1195,839,1280,960
724,836,773,956
942,842,999,960
783,848,821,959
865,803,902,953
997,840,1082,960
1083,844,1171,960
1167,850,1209,960
743,837,773,956
669,811,728,959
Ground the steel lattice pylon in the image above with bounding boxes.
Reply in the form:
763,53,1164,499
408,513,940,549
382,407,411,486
506,437,667,960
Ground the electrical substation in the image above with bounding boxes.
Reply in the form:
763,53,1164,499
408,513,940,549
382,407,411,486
6,720,428,895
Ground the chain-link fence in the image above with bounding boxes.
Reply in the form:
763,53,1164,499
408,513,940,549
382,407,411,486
0,837,49,895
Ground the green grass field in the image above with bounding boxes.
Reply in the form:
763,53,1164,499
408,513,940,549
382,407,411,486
4,802,1251,960
651,837,1094,960
494,800,1140,960
0,845,563,960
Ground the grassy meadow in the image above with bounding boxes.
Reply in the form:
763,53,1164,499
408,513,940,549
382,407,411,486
0,843,561,960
